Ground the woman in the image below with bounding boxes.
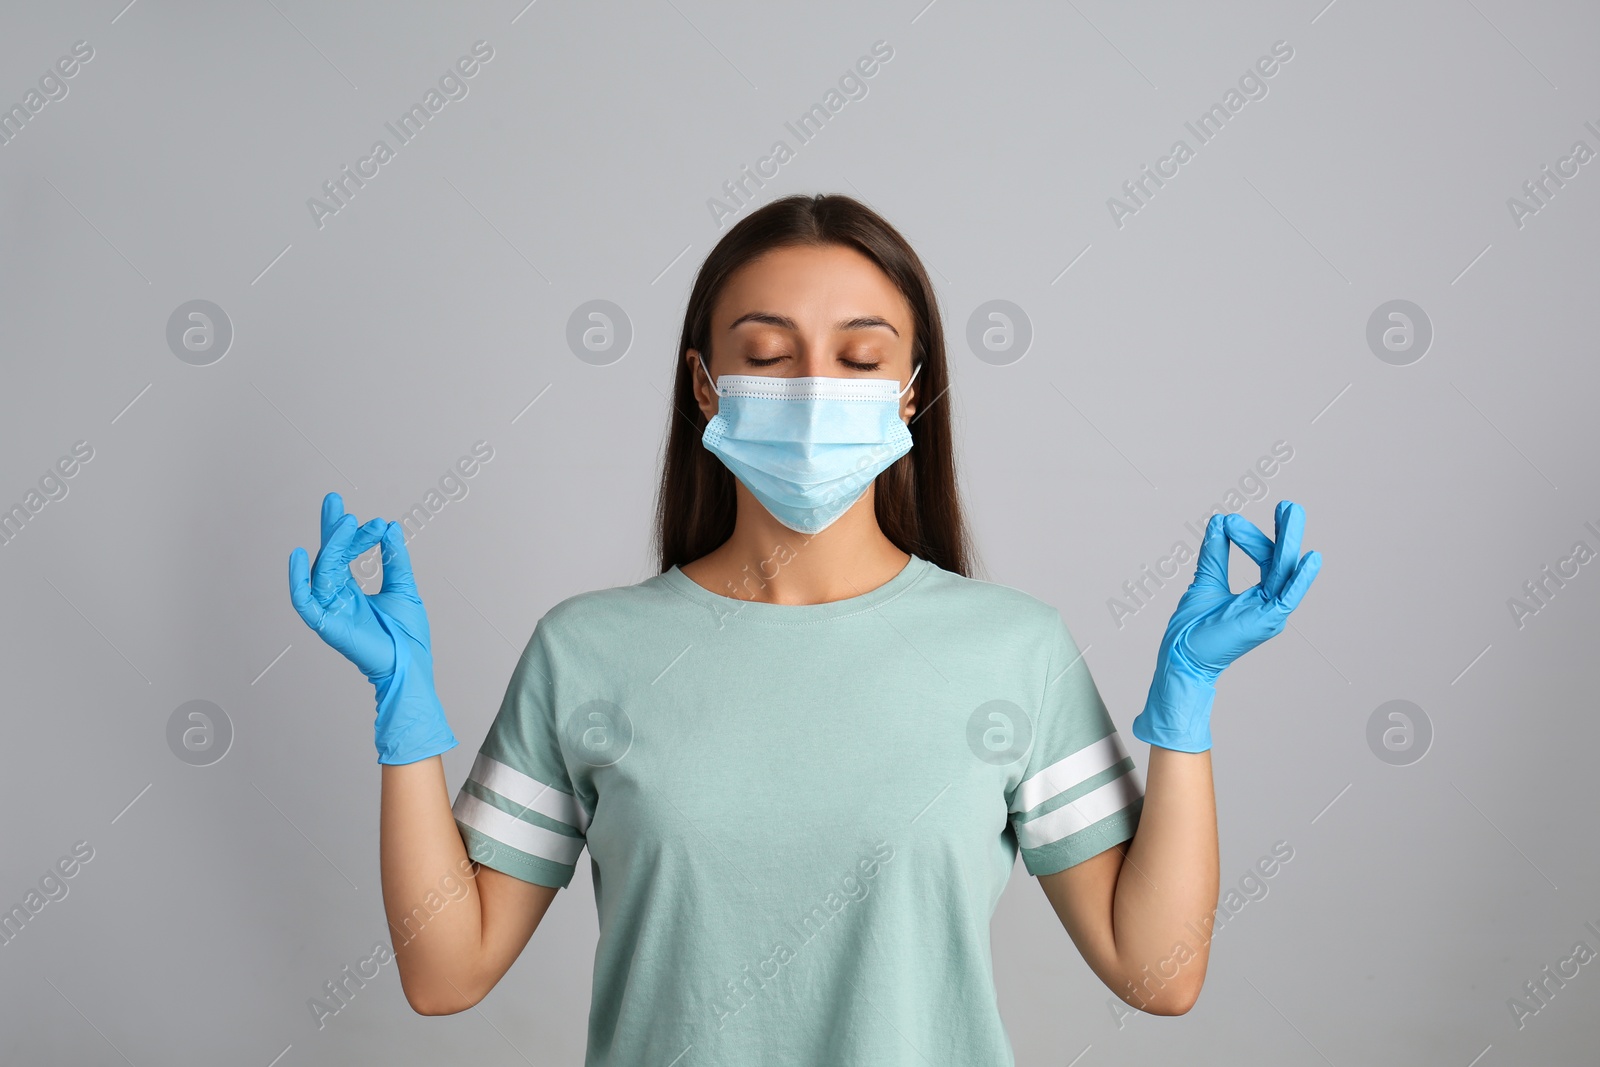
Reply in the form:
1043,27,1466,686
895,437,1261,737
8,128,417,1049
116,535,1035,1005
287,194,1320,1064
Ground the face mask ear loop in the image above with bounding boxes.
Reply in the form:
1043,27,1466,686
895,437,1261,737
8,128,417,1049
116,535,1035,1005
696,352,724,398
896,361,924,400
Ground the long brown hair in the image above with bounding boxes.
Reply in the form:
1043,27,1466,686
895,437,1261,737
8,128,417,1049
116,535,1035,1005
653,193,974,577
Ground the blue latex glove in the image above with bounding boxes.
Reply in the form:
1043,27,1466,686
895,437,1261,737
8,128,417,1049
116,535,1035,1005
1131,500,1322,753
287,492,459,765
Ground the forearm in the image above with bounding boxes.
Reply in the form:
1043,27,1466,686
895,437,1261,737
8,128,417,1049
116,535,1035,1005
379,756,486,1013
1109,745,1219,1014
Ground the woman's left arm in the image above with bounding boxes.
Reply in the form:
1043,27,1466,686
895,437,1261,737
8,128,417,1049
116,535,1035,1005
1036,501,1321,1016
1036,747,1218,1015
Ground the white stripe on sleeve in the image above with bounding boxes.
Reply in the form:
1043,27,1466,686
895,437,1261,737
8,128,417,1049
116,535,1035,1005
1013,770,1142,851
1011,733,1133,814
453,791,586,866
467,752,590,834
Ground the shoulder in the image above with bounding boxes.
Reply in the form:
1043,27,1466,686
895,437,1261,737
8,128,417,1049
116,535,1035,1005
527,571,683,652
914,561,1067,638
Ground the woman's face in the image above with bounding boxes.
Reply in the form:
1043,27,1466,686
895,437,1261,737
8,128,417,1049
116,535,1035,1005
688,242,919,423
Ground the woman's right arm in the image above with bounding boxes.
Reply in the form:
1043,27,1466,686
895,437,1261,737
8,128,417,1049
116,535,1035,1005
287,492,558,1014
380,756,558,1015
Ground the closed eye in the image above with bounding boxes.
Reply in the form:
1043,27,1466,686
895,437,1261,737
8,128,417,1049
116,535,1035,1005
744,355,882,371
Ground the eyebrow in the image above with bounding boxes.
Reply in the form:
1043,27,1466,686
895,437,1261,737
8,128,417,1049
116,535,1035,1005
726,311,900,339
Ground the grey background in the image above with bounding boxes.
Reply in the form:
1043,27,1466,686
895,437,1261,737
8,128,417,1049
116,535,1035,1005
1,0,1596,1064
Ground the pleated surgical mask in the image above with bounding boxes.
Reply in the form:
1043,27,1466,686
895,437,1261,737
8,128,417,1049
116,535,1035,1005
696,353,922,535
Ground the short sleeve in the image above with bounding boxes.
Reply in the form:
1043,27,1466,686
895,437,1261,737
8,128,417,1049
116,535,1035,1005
1008,611,1144,877
452,623,588,888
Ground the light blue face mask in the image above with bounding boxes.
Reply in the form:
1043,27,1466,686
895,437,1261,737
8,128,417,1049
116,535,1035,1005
697,353,923,535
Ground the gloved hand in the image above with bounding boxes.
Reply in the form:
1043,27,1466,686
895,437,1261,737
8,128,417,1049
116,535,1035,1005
287,492,459,765
1131,500,1322,753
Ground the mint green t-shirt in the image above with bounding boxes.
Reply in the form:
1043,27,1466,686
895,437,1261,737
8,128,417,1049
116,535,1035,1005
452,554,1144,1065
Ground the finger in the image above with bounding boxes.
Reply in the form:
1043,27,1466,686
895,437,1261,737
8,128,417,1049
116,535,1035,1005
288,546,325,628
379,520,418,596
310,513,360,602
1222,512,1274,568
311,516,386,612
1277,549,1321,612
345,517,388,570
320,492,347,549
1267,501,1305,600
1190,512,1232,593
